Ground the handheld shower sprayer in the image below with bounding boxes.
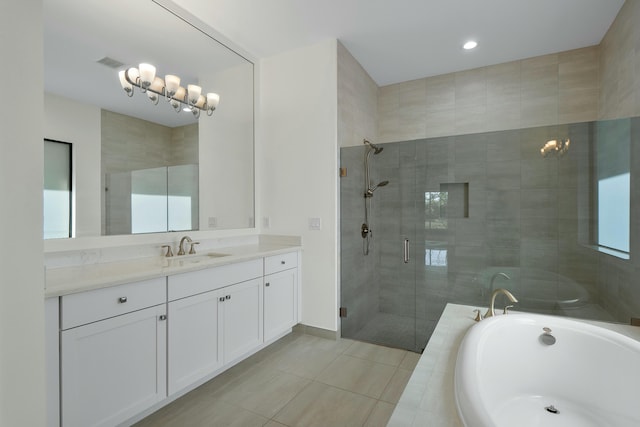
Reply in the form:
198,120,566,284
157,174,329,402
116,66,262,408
361,138,389,255
365,180,389,197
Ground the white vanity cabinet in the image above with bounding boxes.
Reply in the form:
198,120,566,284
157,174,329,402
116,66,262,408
59,277,167,427
167,259,263,396
50,248,301,426
264,252,299,342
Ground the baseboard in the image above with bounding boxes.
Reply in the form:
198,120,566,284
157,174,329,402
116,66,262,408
292,323,339,340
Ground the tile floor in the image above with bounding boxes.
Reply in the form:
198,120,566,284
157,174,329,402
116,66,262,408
134,332,420,427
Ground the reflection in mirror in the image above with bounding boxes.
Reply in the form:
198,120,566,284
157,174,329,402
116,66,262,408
43,0,255,238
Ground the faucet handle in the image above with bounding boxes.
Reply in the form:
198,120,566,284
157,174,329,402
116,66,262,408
503,305,514,315
473,309,483,322
161,245,174,257
189,241,200,255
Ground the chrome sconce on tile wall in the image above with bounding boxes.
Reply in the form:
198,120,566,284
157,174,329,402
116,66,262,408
541,138,570,158
118,63,220,118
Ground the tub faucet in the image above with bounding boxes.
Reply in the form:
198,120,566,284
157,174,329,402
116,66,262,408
177,235,192,256
490,272,510,291
484,288,518,319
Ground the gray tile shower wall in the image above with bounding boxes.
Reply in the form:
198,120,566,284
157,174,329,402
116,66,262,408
340,117,640,351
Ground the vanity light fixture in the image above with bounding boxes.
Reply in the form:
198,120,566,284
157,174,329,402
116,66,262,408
540,139,570,158
118,63,220,118
463,40,478,50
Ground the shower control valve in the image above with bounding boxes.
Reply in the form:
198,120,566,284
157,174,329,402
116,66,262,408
361,223,370,238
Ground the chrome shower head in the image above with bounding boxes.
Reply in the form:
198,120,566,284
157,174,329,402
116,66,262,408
364,139,383,154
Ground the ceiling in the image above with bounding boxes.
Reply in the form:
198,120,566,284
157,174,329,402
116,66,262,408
172,0,625,86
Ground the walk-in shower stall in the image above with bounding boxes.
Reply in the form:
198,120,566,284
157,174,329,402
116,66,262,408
340,117,638,353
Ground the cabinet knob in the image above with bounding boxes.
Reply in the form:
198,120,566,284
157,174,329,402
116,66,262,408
281,260,286,265
159,314,167,321
118,296,127,304
265,282,270,287
219,297,225,302
225,295,231,300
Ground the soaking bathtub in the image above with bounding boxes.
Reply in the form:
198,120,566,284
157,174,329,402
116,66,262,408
454,312,640,427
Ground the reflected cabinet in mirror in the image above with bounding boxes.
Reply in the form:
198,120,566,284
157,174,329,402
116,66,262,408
43,0,255,238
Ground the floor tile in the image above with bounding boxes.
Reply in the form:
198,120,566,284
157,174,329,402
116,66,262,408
399,351,422,371
380,368,413,404
213,368,310,418
364,401,396,427
273,381,377,427
261,336,348,379
135,333,417,427
345,340,408,366
134,399,268,427
316,354,397,398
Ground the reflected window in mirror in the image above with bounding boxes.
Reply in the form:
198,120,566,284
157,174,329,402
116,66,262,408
595,118,630,255
44,139,72,239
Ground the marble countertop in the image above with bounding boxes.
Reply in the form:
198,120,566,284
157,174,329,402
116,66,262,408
45,243,301,298
388,303,640,427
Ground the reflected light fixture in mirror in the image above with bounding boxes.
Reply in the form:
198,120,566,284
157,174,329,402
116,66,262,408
118,63,220,118
540,138,570,158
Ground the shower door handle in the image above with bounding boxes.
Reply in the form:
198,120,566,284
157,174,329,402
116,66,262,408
403,239,410,263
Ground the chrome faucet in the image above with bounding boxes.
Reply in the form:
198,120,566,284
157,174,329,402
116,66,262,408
177,236,192,256
484,288,518,319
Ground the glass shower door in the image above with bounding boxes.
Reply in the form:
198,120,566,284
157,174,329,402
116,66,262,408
340,141,423,353
373,140,420,351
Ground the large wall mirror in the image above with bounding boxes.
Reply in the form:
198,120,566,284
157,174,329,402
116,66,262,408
43,0,255,238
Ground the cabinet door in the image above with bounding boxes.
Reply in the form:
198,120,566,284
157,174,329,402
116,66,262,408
221,278,264,363
264,268,298,342
168,290,222,395
61,305,166,427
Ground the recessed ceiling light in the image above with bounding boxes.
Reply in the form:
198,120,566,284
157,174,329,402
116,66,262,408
463,40,478,50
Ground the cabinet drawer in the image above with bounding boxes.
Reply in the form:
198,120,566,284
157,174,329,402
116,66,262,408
61,277,166,330
264,252,298,275
168,259,263,301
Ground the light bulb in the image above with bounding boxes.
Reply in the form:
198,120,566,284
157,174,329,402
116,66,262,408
149,76,165,93
206,93,220,110
195,94,206,109
138,63,156,88
165,75,180,97
187,84,202,105
118,70,133,95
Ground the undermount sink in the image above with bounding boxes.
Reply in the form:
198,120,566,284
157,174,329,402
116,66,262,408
166,252,230,266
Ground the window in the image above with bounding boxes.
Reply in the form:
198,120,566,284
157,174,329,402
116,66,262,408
43,139,72,239
595,118,630,256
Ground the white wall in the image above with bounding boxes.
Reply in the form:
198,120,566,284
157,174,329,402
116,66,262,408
44,92,102,237
259,39,339,331
0,0,46,425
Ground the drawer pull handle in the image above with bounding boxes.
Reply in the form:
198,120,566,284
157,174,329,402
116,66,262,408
265,282,270,287
118,297,128,304
281,261,286,264
159,315,167,321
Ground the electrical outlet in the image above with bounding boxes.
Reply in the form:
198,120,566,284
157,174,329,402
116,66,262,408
208,217,217,228
309,217,321,230
263,217,270,228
